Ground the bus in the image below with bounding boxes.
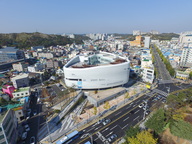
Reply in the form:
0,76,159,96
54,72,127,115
84,141,91,144
55,130,82,144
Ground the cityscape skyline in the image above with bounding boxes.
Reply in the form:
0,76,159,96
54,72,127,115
1,0,192,34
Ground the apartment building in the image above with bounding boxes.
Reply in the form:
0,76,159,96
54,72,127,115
11,73,29,88
180,46,192,67
12,62,29,72
0,109,18,144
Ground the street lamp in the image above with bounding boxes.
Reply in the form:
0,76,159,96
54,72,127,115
143,100,148,120
166,86,170,96
88,133,93,144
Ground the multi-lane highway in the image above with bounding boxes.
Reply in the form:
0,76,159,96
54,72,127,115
66,81,191,144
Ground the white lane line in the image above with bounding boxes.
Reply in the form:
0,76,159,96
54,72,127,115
134,109,140,114
133,116,140,121
123,116,129,122
95,125,102,130
106,131,113,137
115,111,122,116
110,125,117,131
122,124,129,129
94,138,99,141
126,106,131,109
87,127,95,132
101,127,109,133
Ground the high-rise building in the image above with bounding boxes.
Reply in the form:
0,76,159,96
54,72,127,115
144,37,151,48
179,31,192,45
180,46,192,67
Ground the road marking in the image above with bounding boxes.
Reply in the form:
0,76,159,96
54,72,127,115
77,93,157,144
134,109,140,114
133,116,140,121
87,127,95,132
106,131,113,137
123,116,129,122
110,125,117,131
126,106,131,109
95,125,102,130
115,111,122,116
101,127,109,133
122,124,129,129
94,138,99,141
80,133,89,139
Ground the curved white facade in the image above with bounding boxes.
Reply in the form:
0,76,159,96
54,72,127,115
63,52,130,89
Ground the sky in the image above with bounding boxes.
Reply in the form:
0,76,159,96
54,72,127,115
0,0,192,34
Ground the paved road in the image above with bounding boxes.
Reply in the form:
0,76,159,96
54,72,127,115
152,45,172,83
18,91,45,144
67,82,191,144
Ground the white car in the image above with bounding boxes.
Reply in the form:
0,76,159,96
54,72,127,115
22,132,27,140
138,103,144,108
30,136,35,144
24,124,30,132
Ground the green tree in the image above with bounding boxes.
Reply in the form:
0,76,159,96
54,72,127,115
170,120,192,140
124,92,130,99
125,126,140,138
145,109,167,134
189,71,192,79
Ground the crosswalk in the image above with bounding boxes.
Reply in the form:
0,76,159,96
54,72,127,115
159,80,173,84
152,89,168,97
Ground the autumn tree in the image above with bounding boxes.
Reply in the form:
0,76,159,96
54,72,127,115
127,130,158,144
104,101,110,109
93,107,97,115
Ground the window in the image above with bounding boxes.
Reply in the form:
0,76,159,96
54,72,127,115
25,92,28,95
0,134,4,140
18,112,22,115
17,94,20,96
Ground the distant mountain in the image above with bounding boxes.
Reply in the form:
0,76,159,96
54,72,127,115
0,32,89,49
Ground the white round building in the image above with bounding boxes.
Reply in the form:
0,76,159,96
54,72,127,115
63,51,130,89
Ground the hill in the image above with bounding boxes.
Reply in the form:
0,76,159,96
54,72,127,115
0,32,89,49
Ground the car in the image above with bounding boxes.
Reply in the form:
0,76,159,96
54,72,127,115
26,115,30,120
103,119,111,125
110,105,117,111
30,136,35,144
138,103,144,108
33,110,37,116
107,134,117,142
143,105,149,110
162,99,166,103
27,109,31,116
24,124,30,132
22,132,27,140
97,118,105,124
145,110,150,115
